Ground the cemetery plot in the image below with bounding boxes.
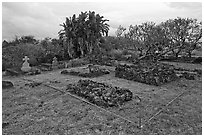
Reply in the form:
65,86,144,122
61,65,110,78
115,62,178,86
2,61,202,135
66,79,134,107
2,78,142,135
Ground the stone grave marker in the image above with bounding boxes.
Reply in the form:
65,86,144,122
52,57,58,70
21,56,31,72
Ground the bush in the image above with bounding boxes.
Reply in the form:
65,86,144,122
67,58,89,67
109,49,123,60
36,41,64,63
121,49,131,55
2,43,45,70
87,54,115,66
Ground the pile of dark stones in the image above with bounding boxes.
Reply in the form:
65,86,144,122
174,68,201,80
2,81,14,89
66,79,133,107
115,62,178,86
88,54,115,66
61,65,110,78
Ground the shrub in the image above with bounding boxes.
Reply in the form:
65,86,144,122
121,49,131,55
67,58,89,67
2,43,45,70
109,49,123,60
37,41,64,63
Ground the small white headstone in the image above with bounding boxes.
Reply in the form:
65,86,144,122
64,62,68,68
21,56,31,72
52,57,58,69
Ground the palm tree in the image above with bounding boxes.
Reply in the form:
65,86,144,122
58,14,78,59
86,11,109,54
59,11,110,58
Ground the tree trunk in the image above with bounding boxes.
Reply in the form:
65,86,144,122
63,40,69,60
171,49,175,56
188,51,192,58
138,49,143,57
68,41,73,58
64,48,69,59
175,50,180,58
79,38,84,57
80,45,84,57
138,44,183,61
175,47,182,58
89,42,93,54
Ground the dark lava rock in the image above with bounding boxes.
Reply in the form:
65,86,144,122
183,72,195,80
195,69,202,75
27,68,41,75
115,62,178,86
66,79,133,108
2,81,14,89
6,69,20,76
192,57,202,64
25,82,42,88
2,122,9,128
61,65,110,78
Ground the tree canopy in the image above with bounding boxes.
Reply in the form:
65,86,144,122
115,17,202,60
58,11,110,58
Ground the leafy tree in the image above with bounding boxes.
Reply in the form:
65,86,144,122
59,14,78,59
182,20,202,57
58,11,110,58
125,22,163,58
115,17,202,61
161,17,202,58
116,25,126,38
2,40,9,48
19,35,38,44
3,35,38,47
38,37,64,62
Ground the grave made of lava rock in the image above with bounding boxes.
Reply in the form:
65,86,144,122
115,61,178,86
61,64,110,78
66,79,133,107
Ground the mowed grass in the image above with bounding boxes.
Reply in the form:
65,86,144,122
2,62,202,135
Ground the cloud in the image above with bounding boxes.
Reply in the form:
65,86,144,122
2,2,202,41
167,2,202,10
165,2,202,20
2,2,61,40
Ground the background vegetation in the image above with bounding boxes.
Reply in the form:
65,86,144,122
2,11,202,70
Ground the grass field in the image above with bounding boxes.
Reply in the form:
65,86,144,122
2,62,202,135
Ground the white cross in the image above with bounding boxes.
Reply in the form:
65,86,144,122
53,57,57,62
23,56,29,62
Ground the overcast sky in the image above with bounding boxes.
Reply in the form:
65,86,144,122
2,1,202,41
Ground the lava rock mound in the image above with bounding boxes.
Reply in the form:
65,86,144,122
66,79,133,107
115,62,178,86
